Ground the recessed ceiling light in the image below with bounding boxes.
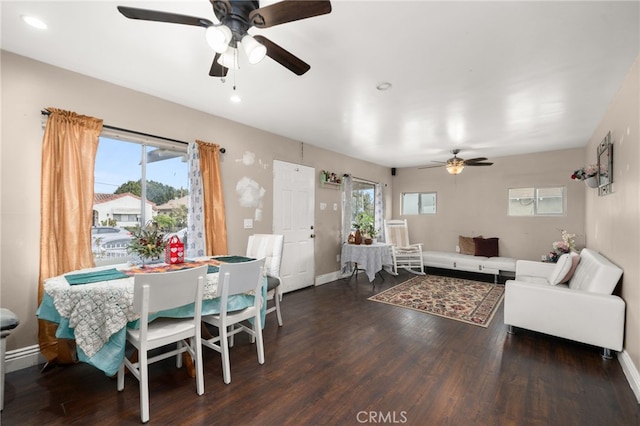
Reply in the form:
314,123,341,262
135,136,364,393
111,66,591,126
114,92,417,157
376,82,392,91
21,15,47,30
230,94,242,103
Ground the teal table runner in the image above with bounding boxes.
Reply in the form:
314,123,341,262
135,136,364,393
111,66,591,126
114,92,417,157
65,268,129,285
213,255,255,263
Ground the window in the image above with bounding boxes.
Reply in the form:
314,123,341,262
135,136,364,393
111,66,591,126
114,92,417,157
93,136,188,264
508,186,565,216
401,192,437,215
351,180,375,228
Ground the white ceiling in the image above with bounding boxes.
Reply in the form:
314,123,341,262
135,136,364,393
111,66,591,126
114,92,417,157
2,1,639,167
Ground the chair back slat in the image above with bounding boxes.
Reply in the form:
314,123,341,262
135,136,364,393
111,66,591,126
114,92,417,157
246,234,284,277
132,265,208,314
218,258,266,300
385,219,411,247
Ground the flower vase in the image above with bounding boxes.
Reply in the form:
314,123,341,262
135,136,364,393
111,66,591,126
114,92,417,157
585,176,598,188
139,256,150,268
354,229,362,245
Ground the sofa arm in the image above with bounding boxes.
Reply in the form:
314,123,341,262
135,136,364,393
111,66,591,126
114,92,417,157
504,280,625,351
515,260,556,280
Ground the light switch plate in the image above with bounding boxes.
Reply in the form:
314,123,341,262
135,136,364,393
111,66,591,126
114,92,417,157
244,219,253,229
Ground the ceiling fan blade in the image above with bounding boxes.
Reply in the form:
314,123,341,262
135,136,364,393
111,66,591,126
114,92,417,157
464,157,488,163
117,6,213,28
466,162,494,166
209,53,228,77
253,35,310,75
418,164,445,170
249,0,332,28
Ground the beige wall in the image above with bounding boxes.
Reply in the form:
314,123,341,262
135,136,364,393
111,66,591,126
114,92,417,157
0,51,391,350
392,149,587,260
584,56,640,377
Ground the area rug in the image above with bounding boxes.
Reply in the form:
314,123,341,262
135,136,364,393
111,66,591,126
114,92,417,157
368,275,505,327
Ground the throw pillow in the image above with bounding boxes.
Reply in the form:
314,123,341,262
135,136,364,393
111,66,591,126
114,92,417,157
459,235,477,255
560,252,580,283
549,253,573,285
473,237,499,257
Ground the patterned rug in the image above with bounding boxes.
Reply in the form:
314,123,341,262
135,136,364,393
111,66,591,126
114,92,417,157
369,275,505,327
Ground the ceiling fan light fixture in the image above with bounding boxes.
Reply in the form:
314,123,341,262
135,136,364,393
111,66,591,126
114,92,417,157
205,24,232,53
217,48,239,70
241,35,267,64
445,159,465,175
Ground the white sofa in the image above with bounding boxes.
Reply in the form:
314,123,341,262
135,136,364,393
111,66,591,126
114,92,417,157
422,251,517,283
504,248,624,358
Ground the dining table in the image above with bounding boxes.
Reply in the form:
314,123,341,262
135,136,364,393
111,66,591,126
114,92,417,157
37,256,266,377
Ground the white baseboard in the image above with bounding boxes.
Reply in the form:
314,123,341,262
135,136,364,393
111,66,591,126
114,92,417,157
5,345,46,373
618,349,640,403
315,270,348,286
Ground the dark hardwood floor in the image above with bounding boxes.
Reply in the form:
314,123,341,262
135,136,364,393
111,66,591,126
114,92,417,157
3,270,639,425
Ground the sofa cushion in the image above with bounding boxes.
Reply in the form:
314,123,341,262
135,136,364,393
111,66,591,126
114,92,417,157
560,252,580,283
474,237,499,257
549,253,573,285
458,235,477,255
569,248,623,294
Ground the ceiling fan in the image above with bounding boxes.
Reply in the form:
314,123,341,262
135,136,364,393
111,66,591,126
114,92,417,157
419,149,494,175
117,0,332,77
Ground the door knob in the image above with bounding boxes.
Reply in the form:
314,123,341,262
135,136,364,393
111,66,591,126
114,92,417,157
310,234,316,238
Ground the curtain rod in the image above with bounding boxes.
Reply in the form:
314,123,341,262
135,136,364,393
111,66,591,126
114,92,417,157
40,109,226,153
345,174,378,185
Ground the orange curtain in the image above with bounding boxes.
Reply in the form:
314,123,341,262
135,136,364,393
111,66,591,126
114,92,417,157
38,108,103,363
196,140,228,255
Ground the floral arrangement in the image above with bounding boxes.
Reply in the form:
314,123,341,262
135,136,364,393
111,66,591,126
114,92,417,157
571,164,599,181
127,221,165,260
548,229,576,262
364,223,378,238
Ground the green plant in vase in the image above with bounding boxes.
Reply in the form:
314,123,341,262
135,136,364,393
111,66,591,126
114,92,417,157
364,223,377,240
127,221,165,266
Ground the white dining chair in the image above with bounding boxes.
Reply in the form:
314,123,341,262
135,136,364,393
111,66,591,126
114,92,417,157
117,265,208,424
201,258,266,384
246,234,284,326
1,309,19,411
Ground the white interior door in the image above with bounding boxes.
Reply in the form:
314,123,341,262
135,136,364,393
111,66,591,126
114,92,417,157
273,160,315,293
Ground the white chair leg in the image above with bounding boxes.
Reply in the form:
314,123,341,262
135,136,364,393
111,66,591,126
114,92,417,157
117,363,125,391
139,351,149,423
254,314,265,365
176,341,183,368
1,337,6,411
220,327,231,384
275,291,283,326
193,337,205,395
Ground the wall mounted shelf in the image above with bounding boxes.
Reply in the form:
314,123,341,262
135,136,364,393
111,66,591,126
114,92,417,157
320,170,342,189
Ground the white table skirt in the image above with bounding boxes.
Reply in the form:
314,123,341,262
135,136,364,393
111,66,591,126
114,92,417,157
341,243,392,282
